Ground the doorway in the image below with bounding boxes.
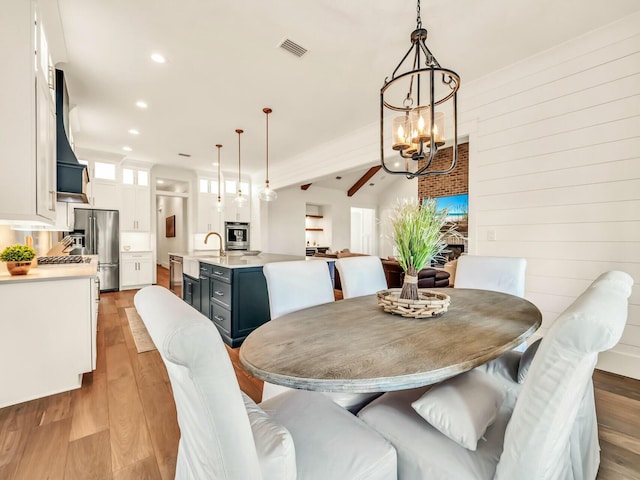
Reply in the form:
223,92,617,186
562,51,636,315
155,178,189,268
350,207,376,255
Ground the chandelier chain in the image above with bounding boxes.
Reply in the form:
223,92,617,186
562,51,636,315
265,110,270,182
216,144,222,202
416,0,422,29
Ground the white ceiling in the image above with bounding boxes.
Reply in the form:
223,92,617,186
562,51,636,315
46,0,640,183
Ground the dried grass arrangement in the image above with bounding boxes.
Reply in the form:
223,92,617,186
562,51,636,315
391,199,459,300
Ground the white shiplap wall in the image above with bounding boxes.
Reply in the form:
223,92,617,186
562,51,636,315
460,12,640,378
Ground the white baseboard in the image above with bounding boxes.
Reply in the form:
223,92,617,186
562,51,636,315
597,350,640,380
160,261,169,269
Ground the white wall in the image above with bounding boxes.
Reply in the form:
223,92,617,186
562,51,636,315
156,195,187,268
377,176,418,258
459,12,640,378
266,185,379,256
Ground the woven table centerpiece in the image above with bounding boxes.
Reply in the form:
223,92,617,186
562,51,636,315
377,288,451,319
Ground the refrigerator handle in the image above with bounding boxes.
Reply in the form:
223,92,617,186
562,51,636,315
89,215,95,252
93,215,99,254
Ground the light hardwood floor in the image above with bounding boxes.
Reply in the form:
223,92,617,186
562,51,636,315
0,266,638,479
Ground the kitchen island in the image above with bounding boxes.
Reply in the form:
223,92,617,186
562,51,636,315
170,252,334,347
0,259,99,407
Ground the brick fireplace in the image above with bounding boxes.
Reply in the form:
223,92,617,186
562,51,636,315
418,142,469,265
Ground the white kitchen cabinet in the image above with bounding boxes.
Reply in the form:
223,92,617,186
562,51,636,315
198,195,223,232
121,168,151,231
224,198,251,223
0,275,96,408
0,0,57,225
121,251,153,289
90,180,121,210
121,186,151,231
196,176,222,232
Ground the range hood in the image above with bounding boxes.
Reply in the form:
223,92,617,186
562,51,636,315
55,69,89,203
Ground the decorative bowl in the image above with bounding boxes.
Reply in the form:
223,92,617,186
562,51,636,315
376,288,450,319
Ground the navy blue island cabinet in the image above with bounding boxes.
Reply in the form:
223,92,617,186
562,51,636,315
184,259,335,347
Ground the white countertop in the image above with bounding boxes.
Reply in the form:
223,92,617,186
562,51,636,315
0,257,98,284
170,252,331,270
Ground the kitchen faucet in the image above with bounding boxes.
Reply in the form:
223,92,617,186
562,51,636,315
204,232,226,256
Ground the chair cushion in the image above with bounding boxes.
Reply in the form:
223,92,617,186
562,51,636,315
242,393,297,480
411,371,505,451
261,390,397,480
359,383,515,480
517,338,542,384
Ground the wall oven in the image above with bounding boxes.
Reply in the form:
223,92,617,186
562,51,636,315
225,222,249,251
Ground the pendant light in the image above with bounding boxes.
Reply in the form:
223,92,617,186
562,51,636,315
233,129,247,206
380,0,460,179
215,144,223,212
258,107,277,202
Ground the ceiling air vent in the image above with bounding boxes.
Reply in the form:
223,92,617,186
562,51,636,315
178,153,191,158
279,38,307,58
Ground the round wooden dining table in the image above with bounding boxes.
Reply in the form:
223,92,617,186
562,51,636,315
239,288,542,393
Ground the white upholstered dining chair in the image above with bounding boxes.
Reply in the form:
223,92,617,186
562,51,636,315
134,286,397,480
358,270,632,480
454,255,527,297
262,260,335,319
335,256,388,299
262,260,380,412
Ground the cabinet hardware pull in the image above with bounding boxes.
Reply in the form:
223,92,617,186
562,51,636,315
214,315,224,322
214,291,224,296
213,271,224,276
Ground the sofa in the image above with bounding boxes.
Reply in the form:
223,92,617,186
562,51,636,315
381,259,450,289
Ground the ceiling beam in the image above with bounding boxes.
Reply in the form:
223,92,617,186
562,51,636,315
347,166,382,197
300,183,312,191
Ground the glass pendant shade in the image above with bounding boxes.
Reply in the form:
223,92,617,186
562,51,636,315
259,107,277,202
410,108,445,147
258,182,277,202
233,191,247,206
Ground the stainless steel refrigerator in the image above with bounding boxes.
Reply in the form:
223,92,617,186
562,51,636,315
73,209,120,292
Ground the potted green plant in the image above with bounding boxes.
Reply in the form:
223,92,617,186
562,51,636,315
1,244,37,276
390,198,458,300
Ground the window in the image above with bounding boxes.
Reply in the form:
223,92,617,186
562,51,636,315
123,167,148,186
94,162,116,181
138,170,149,186
225,180,250,195
122,168,134,185
199,179,219,194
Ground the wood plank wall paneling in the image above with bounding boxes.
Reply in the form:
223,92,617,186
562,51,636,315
461,13,640,378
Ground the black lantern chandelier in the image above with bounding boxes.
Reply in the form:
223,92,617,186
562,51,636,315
380,0,460,179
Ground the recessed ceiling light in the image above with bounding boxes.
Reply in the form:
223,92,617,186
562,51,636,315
135,100,148,109
335,176,342,180
393,161,401,167
369,183,375,187
122,146,132,152
151,53,166,63
157,179,165,184
128,129,140,135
